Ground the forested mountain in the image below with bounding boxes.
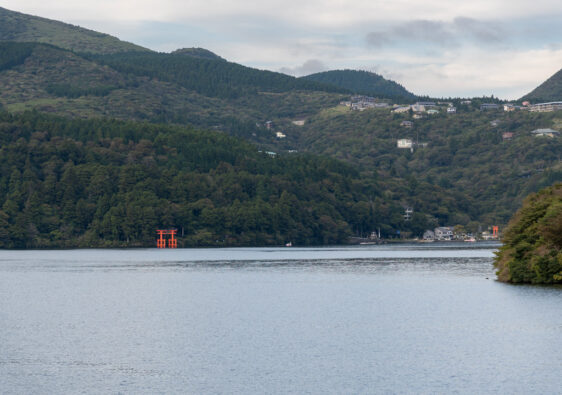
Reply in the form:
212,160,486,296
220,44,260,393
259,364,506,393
521,68,562,102
88,51,346,100
0,41,345,138
286,104,562,226
0,111,432,248
0,6,147,54
302,70,416,100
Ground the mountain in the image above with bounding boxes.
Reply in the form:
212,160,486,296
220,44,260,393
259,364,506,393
171,47,225,61
0,41,345,139
521,68,562,102
302,69,416,100
0,6,148,54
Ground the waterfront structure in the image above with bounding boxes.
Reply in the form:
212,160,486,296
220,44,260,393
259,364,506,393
156,229,178,248
423,230,435,241
434,227,454,241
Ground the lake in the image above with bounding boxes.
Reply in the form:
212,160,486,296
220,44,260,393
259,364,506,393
1,243,561,394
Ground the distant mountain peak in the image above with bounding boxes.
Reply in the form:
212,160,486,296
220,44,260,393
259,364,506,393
171,48,225,61
521,67,562,102
301,69,416,100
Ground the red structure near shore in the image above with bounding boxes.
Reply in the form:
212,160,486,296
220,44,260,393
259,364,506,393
156,229,178,248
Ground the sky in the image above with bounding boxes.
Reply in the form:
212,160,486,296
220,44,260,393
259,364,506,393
3,0,562,99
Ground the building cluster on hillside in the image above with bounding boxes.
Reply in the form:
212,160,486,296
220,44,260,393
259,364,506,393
422,226,499,241
341,95,390,111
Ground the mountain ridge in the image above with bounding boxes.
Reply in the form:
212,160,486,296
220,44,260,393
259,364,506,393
0,6,148,54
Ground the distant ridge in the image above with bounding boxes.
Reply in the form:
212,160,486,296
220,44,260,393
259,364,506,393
0,6,148,54
171,48,225,61
521,67,562,102
301,69,416,100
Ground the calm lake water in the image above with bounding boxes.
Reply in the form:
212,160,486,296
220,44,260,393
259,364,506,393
1,243,561,394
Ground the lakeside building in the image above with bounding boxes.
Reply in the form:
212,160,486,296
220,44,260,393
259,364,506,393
447,107,456,113
434,227,454,241
400,121,413,128
423,230,435,241
528,102,562,113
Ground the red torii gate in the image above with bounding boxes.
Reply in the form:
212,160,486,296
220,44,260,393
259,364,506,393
156,229,177,248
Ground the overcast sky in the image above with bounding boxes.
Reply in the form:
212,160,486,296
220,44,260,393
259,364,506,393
3,0,562,99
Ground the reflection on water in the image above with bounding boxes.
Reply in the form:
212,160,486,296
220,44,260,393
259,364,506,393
1,244,560,394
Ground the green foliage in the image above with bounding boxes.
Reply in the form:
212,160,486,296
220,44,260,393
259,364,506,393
494,183,562,284
0,41,34,71
0,111,410,248
293,106,562,226
88,51,346,100
302,69,416,101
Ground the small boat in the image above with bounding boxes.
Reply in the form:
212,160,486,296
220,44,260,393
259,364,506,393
285,242,292,247
464,237,476,242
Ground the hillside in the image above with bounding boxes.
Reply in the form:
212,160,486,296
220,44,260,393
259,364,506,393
0,42,345,140
0,6,147,54
285,102,562,228
302,69,416,100
521,67,562,102
0,111,414,248
494,183,562,284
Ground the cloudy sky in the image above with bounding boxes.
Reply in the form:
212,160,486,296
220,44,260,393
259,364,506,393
3,0,562,99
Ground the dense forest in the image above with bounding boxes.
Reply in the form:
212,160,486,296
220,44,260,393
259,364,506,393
494,183,562,284
302,69,416,101
0,111,443,248
287,105,562,226
88,51,345,100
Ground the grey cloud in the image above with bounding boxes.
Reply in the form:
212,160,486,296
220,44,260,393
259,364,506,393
366,17,505,48
279,59,327,77
453,17,504,43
